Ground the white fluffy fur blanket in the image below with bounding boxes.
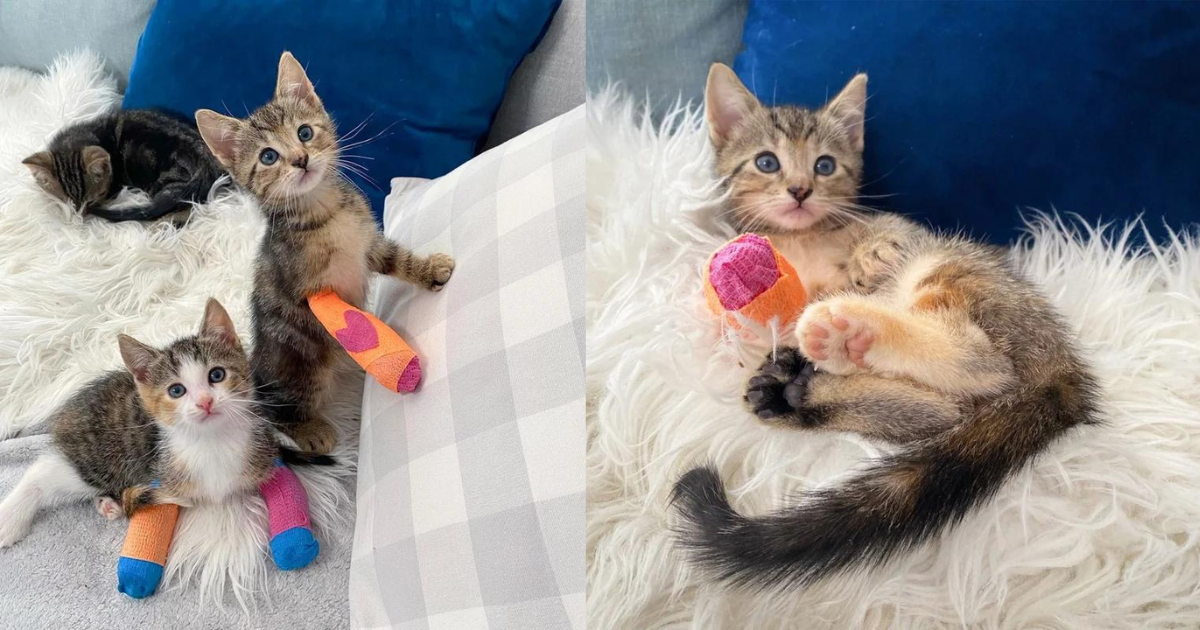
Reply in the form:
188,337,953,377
585,90,1200,629
0,52,356,624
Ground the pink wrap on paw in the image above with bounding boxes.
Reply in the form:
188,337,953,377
707,233,781,310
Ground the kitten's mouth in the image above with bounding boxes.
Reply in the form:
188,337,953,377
768,198,825,231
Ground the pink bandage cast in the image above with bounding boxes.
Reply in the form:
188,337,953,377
258,459,319,570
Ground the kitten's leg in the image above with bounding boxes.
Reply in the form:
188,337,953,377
120,483,193,518
368,236,454,291
286,412,339,455
0,451,95,547
845,213,926,292
798,297,1013,397
745,348,960,444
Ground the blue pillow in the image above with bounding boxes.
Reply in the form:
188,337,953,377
123,0,561,219
736,1,1200,243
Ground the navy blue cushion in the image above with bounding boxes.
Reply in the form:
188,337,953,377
123,0,560,219
736,1,1200,243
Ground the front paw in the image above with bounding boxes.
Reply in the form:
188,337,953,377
426,253,455,291
744,347,817,422
848,238,903,292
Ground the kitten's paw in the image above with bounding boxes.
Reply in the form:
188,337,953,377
798,302,876,374
95,496,121,521
744,347,817,422
291,419,338,455
425,254,455,292
849,238,903,292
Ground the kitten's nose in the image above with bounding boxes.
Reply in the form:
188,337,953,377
292,154,309,170
788,185,812,203
196,395,213,415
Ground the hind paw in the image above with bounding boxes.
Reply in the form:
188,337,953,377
94,497,122,521
744,347,817,422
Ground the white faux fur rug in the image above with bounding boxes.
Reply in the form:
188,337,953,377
0,52,356,615
586,90,1200,629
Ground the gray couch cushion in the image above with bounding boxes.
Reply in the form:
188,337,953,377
585,0,747,114
484,0,586,149
0,0,153,89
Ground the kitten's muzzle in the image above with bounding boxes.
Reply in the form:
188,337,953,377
292,154,309,170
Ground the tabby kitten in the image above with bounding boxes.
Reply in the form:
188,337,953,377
0,300,277,547
23,109,224,223
194,52,455,455
672,64,1100,587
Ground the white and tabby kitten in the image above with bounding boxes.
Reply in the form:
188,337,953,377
0,300,276,547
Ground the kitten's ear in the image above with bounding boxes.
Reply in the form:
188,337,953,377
195,110,242,168
706,63,760,147
822,73,868,152
118,334,158,383
21,152,55,187
81,146,111,181
200,298,240,348
275,51,321,107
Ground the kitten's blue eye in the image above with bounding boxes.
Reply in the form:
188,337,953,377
208,367,226,383
298,125,313,142
755,152,780,173
260,149,279,166
814,155,836,176
167,384,186,399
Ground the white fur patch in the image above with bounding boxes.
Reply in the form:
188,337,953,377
587,89,1200,628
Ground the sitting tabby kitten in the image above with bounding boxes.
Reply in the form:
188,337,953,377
0,300,279,547
23,109,224,223
194,52,455,455
672,64,1100,587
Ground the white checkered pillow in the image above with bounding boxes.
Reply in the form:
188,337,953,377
350,106,584,630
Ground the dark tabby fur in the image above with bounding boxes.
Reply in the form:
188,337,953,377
671,64,1101,588
23,109,224,223
0,300,279,547
194,52,455,455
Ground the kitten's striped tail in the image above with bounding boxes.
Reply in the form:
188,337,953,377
671,379,1096,588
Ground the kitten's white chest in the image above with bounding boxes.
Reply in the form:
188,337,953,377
166,419,254,503
775,231,854,298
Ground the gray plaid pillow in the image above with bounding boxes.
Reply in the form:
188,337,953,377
350,106,584,630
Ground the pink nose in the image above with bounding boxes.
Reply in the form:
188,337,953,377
197,396,213,414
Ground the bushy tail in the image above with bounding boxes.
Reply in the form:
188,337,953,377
279,446,337,468
671,384,1096,587
89,177,216,223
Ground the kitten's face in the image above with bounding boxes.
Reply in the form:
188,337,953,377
706,64,867,233
22,146,112,213
119,300,251,429
195,52,338,211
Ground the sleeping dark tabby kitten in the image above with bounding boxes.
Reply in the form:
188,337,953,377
23,109,224,223
194,52,455,455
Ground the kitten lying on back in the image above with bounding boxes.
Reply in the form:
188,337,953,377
194,52,455,455
0,300,282,547
672,64,1100,588
23,109,224,223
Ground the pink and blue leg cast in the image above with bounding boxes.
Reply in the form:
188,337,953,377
259,458,319,570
